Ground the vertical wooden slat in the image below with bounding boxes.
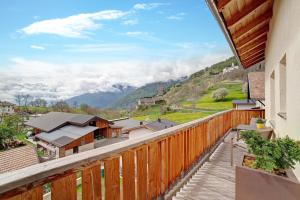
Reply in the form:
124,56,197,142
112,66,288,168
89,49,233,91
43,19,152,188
7,186,43,200
160,139,168,194
82,164,101,200
122,150,135,200
136,146,147,200
51,173,77,200
148,142,159,199
104,157,120,200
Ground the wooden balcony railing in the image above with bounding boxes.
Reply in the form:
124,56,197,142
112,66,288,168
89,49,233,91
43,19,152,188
0,109,264,200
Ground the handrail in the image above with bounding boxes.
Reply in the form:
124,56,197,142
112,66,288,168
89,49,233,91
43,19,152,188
0,109,265,199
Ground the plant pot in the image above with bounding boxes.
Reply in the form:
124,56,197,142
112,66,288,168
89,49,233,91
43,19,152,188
236,155,300,200
256,123,264,129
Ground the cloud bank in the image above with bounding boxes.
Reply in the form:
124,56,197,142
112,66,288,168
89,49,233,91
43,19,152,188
0,53,232,102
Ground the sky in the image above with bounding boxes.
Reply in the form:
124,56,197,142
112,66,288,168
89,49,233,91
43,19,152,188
0,0,232,102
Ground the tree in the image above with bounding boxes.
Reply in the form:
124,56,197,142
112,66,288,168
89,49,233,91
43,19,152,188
0,114,23,150
212,88,228,101
14,94,23,106
52,101,70,112
30,98,47,107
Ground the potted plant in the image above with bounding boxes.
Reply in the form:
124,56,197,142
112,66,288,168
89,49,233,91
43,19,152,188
255,118,265,129
236,131,300,200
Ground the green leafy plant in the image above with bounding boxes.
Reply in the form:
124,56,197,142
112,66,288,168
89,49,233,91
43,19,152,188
240,131,300,173
256,118,265,124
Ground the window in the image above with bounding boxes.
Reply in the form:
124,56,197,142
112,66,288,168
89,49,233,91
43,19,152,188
73,146,79,154
278,55,287,119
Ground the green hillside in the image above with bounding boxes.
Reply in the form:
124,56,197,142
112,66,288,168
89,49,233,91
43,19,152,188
132,56,248,124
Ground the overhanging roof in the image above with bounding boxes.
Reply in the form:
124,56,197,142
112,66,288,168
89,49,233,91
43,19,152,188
206,0,274,68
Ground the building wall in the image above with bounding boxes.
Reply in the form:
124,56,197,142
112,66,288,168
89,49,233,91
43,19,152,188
78,142,94,152
64,132,94,150
264,0,300,179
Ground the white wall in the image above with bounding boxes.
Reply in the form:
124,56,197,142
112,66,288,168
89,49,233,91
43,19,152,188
264,0,300,179
65,149,73,156
78,142,94,152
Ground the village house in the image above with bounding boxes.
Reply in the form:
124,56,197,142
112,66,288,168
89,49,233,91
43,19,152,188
25,112,122,158
111,117,177,139
0,101,15,115
137,96,164,107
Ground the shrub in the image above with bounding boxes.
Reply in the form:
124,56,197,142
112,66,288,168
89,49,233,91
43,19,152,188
256,118,265,124
240,131,300,173
212,88,228,101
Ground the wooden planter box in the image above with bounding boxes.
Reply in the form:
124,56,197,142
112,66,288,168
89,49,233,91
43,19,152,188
236,155,300,200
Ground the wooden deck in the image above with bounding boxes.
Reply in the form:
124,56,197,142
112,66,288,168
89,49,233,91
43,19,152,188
173,131,247,200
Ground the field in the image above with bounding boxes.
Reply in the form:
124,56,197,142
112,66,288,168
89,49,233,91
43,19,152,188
134,83,246,124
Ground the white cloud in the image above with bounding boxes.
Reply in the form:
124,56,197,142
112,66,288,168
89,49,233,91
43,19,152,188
22,10,128,38
167,12,186,20
122,19,139,26
125,31,150,37
0,53,232,102
133,3,169,10
64,43,141,53
30,45,45,50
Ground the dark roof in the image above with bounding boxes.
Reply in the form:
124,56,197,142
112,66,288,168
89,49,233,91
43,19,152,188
145,119,177,131
35,125,98,147
0,145,39,174
248,72,265,100
51,136,74,147
0,101,15,106
232,99,256,105
25,112,107,132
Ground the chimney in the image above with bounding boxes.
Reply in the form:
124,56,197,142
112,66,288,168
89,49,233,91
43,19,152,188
158,118,161,122
140,121,143,125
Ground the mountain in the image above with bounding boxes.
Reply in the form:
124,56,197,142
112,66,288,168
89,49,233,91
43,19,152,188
66,84,136,108
111,80,181,108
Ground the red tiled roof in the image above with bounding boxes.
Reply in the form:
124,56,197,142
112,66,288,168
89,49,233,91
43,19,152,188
0,145,39,174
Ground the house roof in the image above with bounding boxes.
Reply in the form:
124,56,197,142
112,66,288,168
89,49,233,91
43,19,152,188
248,72,265,100
110,118,147,132
232,99,256,105
35,125,98,147
0,145,39,174
25,112,107,132
145,119,177,131
0,101,15,107
206,0,274,68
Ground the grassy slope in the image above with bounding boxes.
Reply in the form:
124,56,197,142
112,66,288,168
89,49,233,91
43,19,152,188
134,82,246,124
182,82,246,111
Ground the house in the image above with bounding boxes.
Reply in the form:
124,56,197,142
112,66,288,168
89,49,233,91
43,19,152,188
137,96,165,107
0,145,39,174
110,118,177,139
0,101,15,115
222,63,239,74
232,99,256,110
25,112,120,158
206,0,300,179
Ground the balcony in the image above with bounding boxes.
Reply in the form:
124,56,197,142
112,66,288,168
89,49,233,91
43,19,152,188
0,109,265,200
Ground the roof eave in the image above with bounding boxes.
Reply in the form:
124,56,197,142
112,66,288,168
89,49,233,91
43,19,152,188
206,0,243,67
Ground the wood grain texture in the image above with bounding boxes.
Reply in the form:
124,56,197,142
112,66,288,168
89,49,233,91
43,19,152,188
136,146,147,200
121,150,135,200
82,164,101,200
148,142,160,199
104,157,120,200
6,186,43,200
51,173,77,200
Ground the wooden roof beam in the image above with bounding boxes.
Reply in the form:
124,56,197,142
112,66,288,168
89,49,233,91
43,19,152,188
238,34,267,55
243,57,265,68
235,25,269,49
240,47,265,60
232,8,272,40
217,0,231,11
226,0,268,27
242,52,265,64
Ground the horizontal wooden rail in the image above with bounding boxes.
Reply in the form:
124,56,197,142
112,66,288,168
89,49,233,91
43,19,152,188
0,109,265,200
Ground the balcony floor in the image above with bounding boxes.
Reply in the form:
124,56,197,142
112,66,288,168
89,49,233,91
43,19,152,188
173,131,246,200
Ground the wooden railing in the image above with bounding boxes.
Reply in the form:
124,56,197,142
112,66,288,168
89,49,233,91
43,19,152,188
0,109,264,200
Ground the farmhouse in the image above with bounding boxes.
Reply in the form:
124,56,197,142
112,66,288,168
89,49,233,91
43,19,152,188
25,112,121,158
0,101,15,115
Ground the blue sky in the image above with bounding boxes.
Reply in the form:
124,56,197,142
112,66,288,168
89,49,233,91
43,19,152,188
0,0,232,101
